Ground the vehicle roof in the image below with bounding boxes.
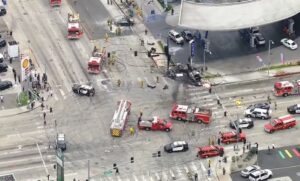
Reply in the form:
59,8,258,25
286,39,295,43
222,131,237,137
174,104,189,112
88,57,101,64
81,84,93,90
194,107,211,115
173,141,187,146
68,23,80,29
252,108,268,112
245,165,260,171
57,134,65,141
250,169,266,176
169,30,179,35
0,53,3,59
275,81,294,88
111,100,132,129
199,145,221,151
276,114,295,123
236,118,252,123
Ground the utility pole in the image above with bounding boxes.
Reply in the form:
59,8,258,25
87,160,90,181
267,40,274,76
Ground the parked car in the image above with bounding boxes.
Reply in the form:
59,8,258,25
229,118,253,129
164,141,189,153
0,6,6,16
114,17,134,26
197,145,224,158
0,81,13,91
0,38,6,48
240,165,261,177
168,30,184,45
244,107,271,119
181,30,193,42
72,84,95,96
287,104,300,114
248,169,272,181
56,133,66,151
0,53,4,63
281,38,297,50
0,62,8,72
254,33,266,46
247,103,270,110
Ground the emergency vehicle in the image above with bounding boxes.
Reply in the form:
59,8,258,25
50,0,61,7
138,116,173,132
110,100,131,137
264,114,296,133
197,145,224,158
273,80,300,97
170,104,212,124
87,47,106,74
67,13,83,39
220,131,246,144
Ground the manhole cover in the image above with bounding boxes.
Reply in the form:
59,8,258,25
101,79,110,85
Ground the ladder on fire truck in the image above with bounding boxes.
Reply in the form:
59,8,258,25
110,100,131,137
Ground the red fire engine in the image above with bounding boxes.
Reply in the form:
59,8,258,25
67,13,83,39
220,131,246,144
264,114,296,133
50,0,61,7
87,48,106,74
274,80,300,97
170,104,212,124
138,116,173,132
110,100,131,137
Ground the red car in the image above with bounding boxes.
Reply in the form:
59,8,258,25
197,145,224,158
220,131,246,144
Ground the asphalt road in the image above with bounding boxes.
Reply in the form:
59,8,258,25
1,0,300,180
231,145,300,181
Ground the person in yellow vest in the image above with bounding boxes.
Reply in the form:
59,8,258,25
130,127,135,135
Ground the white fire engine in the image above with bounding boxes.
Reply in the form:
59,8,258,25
110,100,131,137
274,80,300,97
67,13,83,39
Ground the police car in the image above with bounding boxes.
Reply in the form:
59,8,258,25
72,84,95,96
164,141,189,153
287,104,300,114
249,169,272,181
229,118,254,129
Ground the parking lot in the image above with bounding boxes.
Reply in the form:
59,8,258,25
231,145,300,181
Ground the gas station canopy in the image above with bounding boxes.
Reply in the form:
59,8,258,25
178,0,300,31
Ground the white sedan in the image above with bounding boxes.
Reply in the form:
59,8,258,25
281,38,298,50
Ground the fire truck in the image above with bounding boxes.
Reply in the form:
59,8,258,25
138,116,173,132
264,114,296,133
67,13,83,39
110,100,131,137
170,104,212,124
50,0,61,7
274,80,300,97
87,48,106,74
220,131,246,144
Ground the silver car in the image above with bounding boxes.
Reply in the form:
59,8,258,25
240,165,260,177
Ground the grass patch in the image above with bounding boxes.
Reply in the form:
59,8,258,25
17,91,30,106
157,0,173,11
203,72,222,79
259,61,300,71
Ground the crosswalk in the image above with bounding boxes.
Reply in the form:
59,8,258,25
95,159,218,181
277,147,300,159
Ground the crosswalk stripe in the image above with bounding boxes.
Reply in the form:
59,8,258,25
278,150,286,159
133,175,139,181
190,161,198,172
200,162,207,172
285,149,293,158
292,148,300,157
175,166,183,177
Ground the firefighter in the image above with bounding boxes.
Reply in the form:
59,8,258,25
130,127,135,135
117,79,121,87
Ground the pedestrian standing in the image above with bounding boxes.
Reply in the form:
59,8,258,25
272,144,275,150
43,112,46,120
41,103,44,110
44,120,46,126
50,89,53,97
145,29,148,35
0,95,3,103
217,138,221,145
55,120,57,127
115,168,119,175
222,167,226,175
50,107,53,113
274,101,277,110
194,173,198,181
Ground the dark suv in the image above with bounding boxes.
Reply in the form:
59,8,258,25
0,62,8,72
0,38,6,48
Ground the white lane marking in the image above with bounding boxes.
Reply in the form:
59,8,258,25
54,94,59,101
59,89,66,99
190,161,198,172
64,172,78,177
36,142,49,175
133,174,139,181
37,126,44,129
200,162,206,172
175,166,183,177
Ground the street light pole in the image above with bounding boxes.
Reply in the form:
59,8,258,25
203,49,212,71
267,40,274,76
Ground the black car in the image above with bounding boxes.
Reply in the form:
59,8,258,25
0,81,13,91
164,141,189,153
115,17,134,26
0,62,8,72
229,118,253,129
72,84,95,96
0,38,6,48
287,104,300,114
0,6,6,16
181,30,194,42
247,103,270,110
